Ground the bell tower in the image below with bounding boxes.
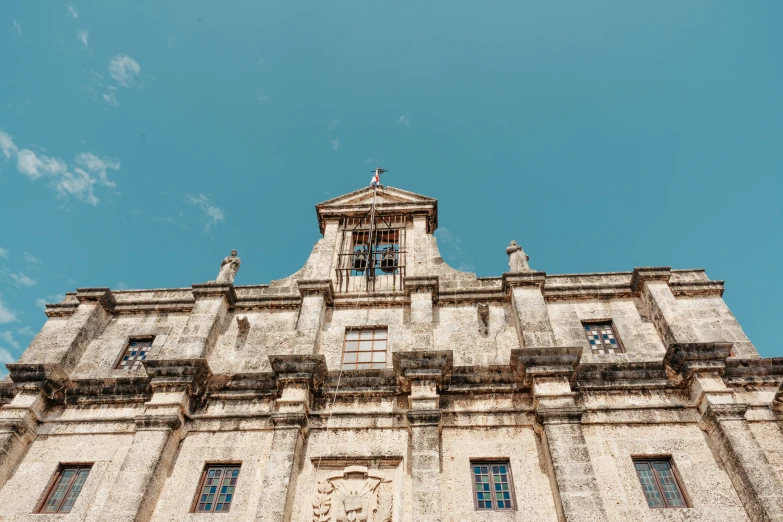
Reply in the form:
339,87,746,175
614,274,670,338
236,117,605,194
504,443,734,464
315,185,438,293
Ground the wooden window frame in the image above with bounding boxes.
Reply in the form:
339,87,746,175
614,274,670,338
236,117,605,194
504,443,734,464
35,464,93,514
341,327,388,370
632,457,689,509
190,462,242,513
470,460,516,511
114,336,154,370
582,320,624,354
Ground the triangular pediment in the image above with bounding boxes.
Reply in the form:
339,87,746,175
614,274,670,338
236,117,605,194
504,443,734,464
315,186,438,234
317,186,436,208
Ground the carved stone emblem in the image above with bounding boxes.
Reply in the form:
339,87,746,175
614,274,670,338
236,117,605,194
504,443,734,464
312,465,393,522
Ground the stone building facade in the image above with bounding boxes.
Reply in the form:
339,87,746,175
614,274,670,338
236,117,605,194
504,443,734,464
1,186,782,522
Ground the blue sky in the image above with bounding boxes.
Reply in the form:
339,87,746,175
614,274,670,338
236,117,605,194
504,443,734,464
1,1,782,375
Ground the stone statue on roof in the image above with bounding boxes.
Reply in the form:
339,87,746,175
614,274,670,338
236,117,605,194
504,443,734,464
214,249,241,284
506,241,531,272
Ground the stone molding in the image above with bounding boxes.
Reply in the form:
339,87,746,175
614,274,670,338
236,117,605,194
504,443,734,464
630,266,672,294
664,342,732,380
191,282,237,307
406,409,442,427
296,279,335,305
393,350,453,391
404,276,439,300
270,412,308,429
536,407,585,426
700,403,749,431
270,354,327,392
5,363,71,399
142,358,213,396
134,413,182,431
0,418,31,437
75,287,116,312
501,271,546,292
510,347,582,387
575,361,668,390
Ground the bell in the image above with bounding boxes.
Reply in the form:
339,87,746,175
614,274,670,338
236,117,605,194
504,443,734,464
353,251,368,272
379,248,398,273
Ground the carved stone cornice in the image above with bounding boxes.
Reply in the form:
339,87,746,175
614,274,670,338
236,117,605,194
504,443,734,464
134,413,182,431
404,276,439,301
699,403,749,432
664,342,732,380
270,354,327,392
64,377,152,405
0,418,31,437
191,282,237,307
75,287,116,312
510,347,582,387
724,357,783,387
296,279,335,305
393,350,452,391
270,412,308,429
5,363,71,400
630,266,672,294
502,271,547,293
142,358,213,396
575,361,668,390
536,407,584,426
406,409,442,427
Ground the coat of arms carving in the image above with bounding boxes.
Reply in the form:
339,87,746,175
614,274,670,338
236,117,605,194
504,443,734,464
312,465,393,522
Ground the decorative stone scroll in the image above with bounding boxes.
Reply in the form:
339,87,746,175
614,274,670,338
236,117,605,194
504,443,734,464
312,465,393,522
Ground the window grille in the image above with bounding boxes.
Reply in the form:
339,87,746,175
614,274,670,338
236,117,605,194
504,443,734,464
192,464,241,513
633,458,688,508
336,214,407,293
471,461,515,510
115,338,153,369
341,328,388,370
582,322,623,354
37,465,92,514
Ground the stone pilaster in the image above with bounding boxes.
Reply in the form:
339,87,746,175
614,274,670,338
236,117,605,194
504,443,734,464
633,267,700,347
160,283,234,360
98,360,208,522
513,347,608,522
254,355,325,522
18,288,114,371
668,344,783,522
503,271,556,348
294,280,334,355
405,276,438,352
395,351,451,522
0,390,45,489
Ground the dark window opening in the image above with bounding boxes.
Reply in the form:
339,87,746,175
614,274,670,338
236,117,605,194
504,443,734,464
192,464,241,513
115,337,153,370
471,461,515,511
582,321,624,354
633,458,688,508
37,465,92,514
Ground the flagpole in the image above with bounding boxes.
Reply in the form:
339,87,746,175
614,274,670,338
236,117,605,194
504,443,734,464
366,175,378,290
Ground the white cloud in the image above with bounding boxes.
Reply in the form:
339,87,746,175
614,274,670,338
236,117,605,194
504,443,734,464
77,30,89,48
7,272,36,287
35,294,64,311
0,295,18,323
68,5,79,18
0,331,19,350
168,36,177,48
398,114,411,127
0,131,119,205
11,21,21,35
330,139,340,152
436,227,475,272
109,54,141,87
23,253,40,266
186,194,225,233
103,87,119,107
0,348,15,379
0,131,18,159
15,326,34,337
330,118,340,129
0,247,7,259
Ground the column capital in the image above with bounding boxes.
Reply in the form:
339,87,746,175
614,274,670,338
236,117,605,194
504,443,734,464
536,406,584,426
393,351,452,390
191,282,237,307
664,342,732,380
270,354,327,391
700,403,748,430
270,412,308,429
134,413,183,431
404,276,439,298
407,409,442,427
75,287,116,312
510,346,582,387
5,363,71,399
296,279,334,305
631,266,672,293
142,358,213,396
502,271,546,292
